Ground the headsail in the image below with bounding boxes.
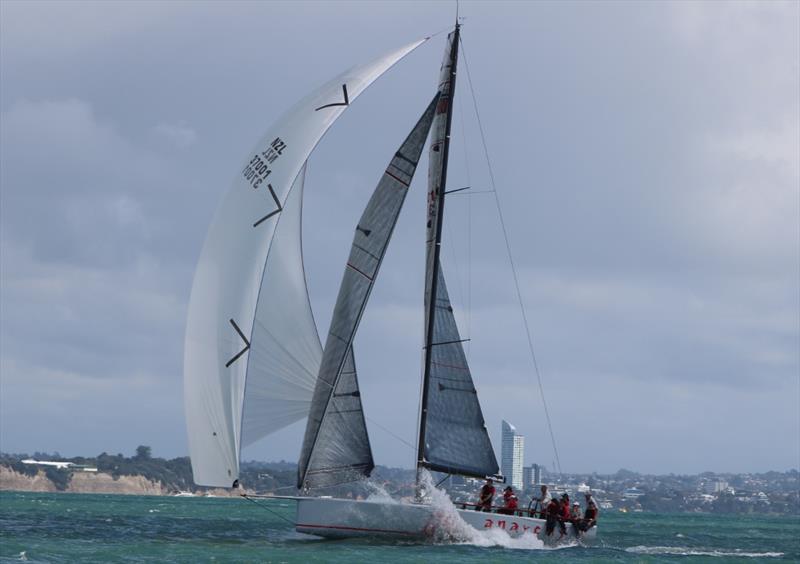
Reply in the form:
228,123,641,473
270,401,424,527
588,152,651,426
299,347,369,489
298,94,441,489
418,26,500,479
184,38,427,488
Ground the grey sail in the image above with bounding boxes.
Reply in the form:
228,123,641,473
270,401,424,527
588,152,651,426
418,25,500,479
302,347,368,488
421,265,499,477
298,93,441,489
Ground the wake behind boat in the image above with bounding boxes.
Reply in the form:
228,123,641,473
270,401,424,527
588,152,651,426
183,20,597,546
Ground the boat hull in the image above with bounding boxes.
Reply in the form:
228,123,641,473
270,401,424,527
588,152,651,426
295,497,596,543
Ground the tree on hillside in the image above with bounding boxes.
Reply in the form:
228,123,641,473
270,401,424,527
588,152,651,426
135,445,152,460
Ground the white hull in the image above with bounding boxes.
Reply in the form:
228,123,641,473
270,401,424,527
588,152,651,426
295,497,596,543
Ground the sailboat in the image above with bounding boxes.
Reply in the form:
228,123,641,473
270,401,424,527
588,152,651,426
184,23,596,543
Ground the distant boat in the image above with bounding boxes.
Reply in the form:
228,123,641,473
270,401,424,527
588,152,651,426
173,491,196,498
184,21,595,545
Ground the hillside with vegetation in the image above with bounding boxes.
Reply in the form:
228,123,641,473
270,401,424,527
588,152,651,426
1,449,797,516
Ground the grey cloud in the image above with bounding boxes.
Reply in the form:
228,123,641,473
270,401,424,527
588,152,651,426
1,1,797,474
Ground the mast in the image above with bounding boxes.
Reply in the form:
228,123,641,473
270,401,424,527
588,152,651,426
417,22,460,477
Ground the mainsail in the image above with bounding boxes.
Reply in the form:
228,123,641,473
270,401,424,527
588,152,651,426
298,94,440,489
184,39,427,488
418,26,500,479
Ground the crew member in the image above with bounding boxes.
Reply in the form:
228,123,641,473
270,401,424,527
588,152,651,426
570,501,582,536
579,493,599,532
530,484,551,518
477,478,495,512
558,494,571,537
544,496,562,536
499,486,518,515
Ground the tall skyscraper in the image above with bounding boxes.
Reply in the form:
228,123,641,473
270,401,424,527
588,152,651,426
501,420,524,490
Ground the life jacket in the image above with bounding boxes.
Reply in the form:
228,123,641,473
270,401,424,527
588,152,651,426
585,504,598,520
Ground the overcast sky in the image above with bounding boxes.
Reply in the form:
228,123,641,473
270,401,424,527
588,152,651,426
1,1,798,476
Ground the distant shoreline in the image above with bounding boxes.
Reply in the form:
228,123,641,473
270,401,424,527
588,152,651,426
0,465,243,497
2,450,797,517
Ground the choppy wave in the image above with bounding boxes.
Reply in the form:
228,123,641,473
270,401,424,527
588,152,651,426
625,545,784,558
3,491,798,562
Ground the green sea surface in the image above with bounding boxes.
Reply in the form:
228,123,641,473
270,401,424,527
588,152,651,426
1,491,797,563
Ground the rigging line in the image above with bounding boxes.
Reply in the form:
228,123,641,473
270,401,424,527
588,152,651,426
450,189,495,195
258,483,300,492
459,36,563,475
366,416,415,451
458,74,473,356
241,494,296,525
427,24,458,41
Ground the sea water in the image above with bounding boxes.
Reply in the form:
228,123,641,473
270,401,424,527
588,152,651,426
1,491,797,563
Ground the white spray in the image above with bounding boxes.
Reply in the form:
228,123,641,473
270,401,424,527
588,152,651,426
415,470,553,550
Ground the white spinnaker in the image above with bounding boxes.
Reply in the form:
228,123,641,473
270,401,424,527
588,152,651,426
184,39,427,488
241,164,319,448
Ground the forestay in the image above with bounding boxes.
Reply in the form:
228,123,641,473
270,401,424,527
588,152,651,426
418,27,500,479
298,94,440,489
184,38,427,488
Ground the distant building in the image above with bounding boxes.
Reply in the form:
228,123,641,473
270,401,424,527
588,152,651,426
623,487,644,499
21,459,73,470
501,420,525,490
522,463,541,489
704,480,729,494
21,459,98,472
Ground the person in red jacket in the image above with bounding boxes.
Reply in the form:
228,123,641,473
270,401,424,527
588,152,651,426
556,494,571,537
498,486,518,515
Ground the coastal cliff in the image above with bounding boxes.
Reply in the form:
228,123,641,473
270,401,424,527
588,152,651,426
0,465,166,495
67,472,166,495
0,466,57,492
0,449,295,497
0,464,253,497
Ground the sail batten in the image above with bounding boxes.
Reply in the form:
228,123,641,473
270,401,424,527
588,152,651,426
298,94,441,490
